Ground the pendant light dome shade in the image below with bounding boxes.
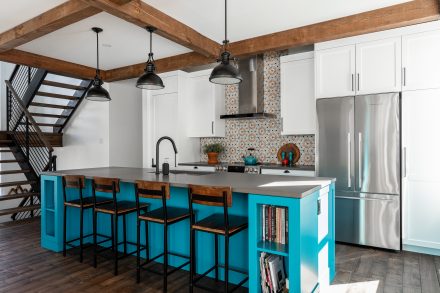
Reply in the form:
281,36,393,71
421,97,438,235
136,27,164,90
86,27,111,101
209,51,242,85
210,0,242,85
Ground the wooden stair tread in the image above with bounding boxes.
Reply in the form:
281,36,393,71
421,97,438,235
0,159,24,163
30,113,68,119
30,102,75,110
0,205,41,217
19,122,63,127
0,150,12,152
0,180,37,188
0,140,12,144
0,169,31,175
41,80,86,90
36,91,78,101
0,192,39,201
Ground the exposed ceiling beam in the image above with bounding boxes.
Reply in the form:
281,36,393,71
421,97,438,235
81,0,220,58
0,49,97,80
229,0,440,56
109,0,135,4
0,0,101,53
104,52,213,82
102,0,440,82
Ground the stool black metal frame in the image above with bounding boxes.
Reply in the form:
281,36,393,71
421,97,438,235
63,175,112,263
92,177,148,276
135,180,191,293
188,185,249,293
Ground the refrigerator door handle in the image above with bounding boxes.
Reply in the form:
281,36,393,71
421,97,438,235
358,132,362,189
347,133,351,188
335,195,395,202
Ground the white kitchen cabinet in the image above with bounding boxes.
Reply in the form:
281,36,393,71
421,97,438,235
315,45,355,99
356,37,401,95
402,89,440,251
142,71,200,169
260,168,315,177
187,69,225,137
280,52,316,135
402,30,440,91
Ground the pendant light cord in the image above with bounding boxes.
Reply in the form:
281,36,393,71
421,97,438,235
224,0,227,43
96,31,100,77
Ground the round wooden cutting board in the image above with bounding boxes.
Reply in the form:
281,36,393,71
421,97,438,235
277,143,301,165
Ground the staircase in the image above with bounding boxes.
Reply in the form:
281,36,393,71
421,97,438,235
0,65,92,221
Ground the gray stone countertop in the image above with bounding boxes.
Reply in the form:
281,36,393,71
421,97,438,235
179,162,315,171
42,167,334,198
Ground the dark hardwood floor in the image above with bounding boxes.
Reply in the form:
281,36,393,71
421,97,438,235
0,219,439,293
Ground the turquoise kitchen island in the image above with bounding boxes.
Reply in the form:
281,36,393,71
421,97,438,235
41,167,335,292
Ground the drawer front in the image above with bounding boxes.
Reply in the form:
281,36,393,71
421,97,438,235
260,168,315,177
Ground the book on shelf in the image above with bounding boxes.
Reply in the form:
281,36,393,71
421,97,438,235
259,252,287,293
261,205,288,244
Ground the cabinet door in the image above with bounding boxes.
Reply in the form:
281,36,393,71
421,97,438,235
402,90,440,249
402,30,440,91
315,45,355,99
187,74,215,137
152,92,178,167
356,37,401,95
281,57,316,135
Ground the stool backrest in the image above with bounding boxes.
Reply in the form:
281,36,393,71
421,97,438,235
93,177,120,193
62,175,85,204
188,185,232,207
135,181,170,200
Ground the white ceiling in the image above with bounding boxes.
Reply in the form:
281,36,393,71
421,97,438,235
0,0,67,33
143,0,411,43
18,12,192,70
3,0,412,70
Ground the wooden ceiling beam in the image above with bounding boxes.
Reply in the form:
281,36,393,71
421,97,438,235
109,0,135,4
104,52,213,82
229,0,440,57
81,0,220,58
0,49,97,80
0,0,101,53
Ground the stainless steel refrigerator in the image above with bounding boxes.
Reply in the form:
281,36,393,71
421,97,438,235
317,93,401,250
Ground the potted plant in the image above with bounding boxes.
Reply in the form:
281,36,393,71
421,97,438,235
203,143,225,165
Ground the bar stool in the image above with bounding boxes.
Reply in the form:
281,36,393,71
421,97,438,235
188,185,249,293
135,180,191,292
63,175,113,263
92,177,148,275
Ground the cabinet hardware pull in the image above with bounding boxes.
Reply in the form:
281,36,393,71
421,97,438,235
211,121,214,135
358,132,362,189
317,199,321,215
403,67,407,86
351,74,355,92
283,170,290,174
357,73,360,91
347,133,351,188
403,147,407,178
194,166,198,169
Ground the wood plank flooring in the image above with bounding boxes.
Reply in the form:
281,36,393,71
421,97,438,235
0,219,439,292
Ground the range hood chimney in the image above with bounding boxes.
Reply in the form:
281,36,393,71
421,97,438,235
220,55,276,119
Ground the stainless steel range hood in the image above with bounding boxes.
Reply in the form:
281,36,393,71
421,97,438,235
220,55,276,119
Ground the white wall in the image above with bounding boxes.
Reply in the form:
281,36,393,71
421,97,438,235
0,62,15,130
108,79,142,167
53,83,110,170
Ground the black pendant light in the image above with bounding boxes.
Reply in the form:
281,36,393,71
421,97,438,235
136,27,164,90
86,27,111,102
209,0,242,85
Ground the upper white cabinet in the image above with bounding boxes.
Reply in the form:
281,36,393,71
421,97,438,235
315,37,401,98
187,69,225,137
402,30,440,91
280,52,316,135
315,45,355,99
356,37,401,95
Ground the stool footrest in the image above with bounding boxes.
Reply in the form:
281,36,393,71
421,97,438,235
65,233,93,244
192,264,249,293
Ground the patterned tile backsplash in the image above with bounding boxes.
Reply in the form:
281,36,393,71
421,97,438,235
200,51,315,165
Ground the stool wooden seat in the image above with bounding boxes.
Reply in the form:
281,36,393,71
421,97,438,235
189,185,249,293
135,180,191,292
63,175,112,263
92,177,148,276
192,214,247,235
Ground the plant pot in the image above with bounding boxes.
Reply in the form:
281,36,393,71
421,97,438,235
207,152,219,165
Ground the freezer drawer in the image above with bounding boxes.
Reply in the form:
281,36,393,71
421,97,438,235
335,192,400,250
